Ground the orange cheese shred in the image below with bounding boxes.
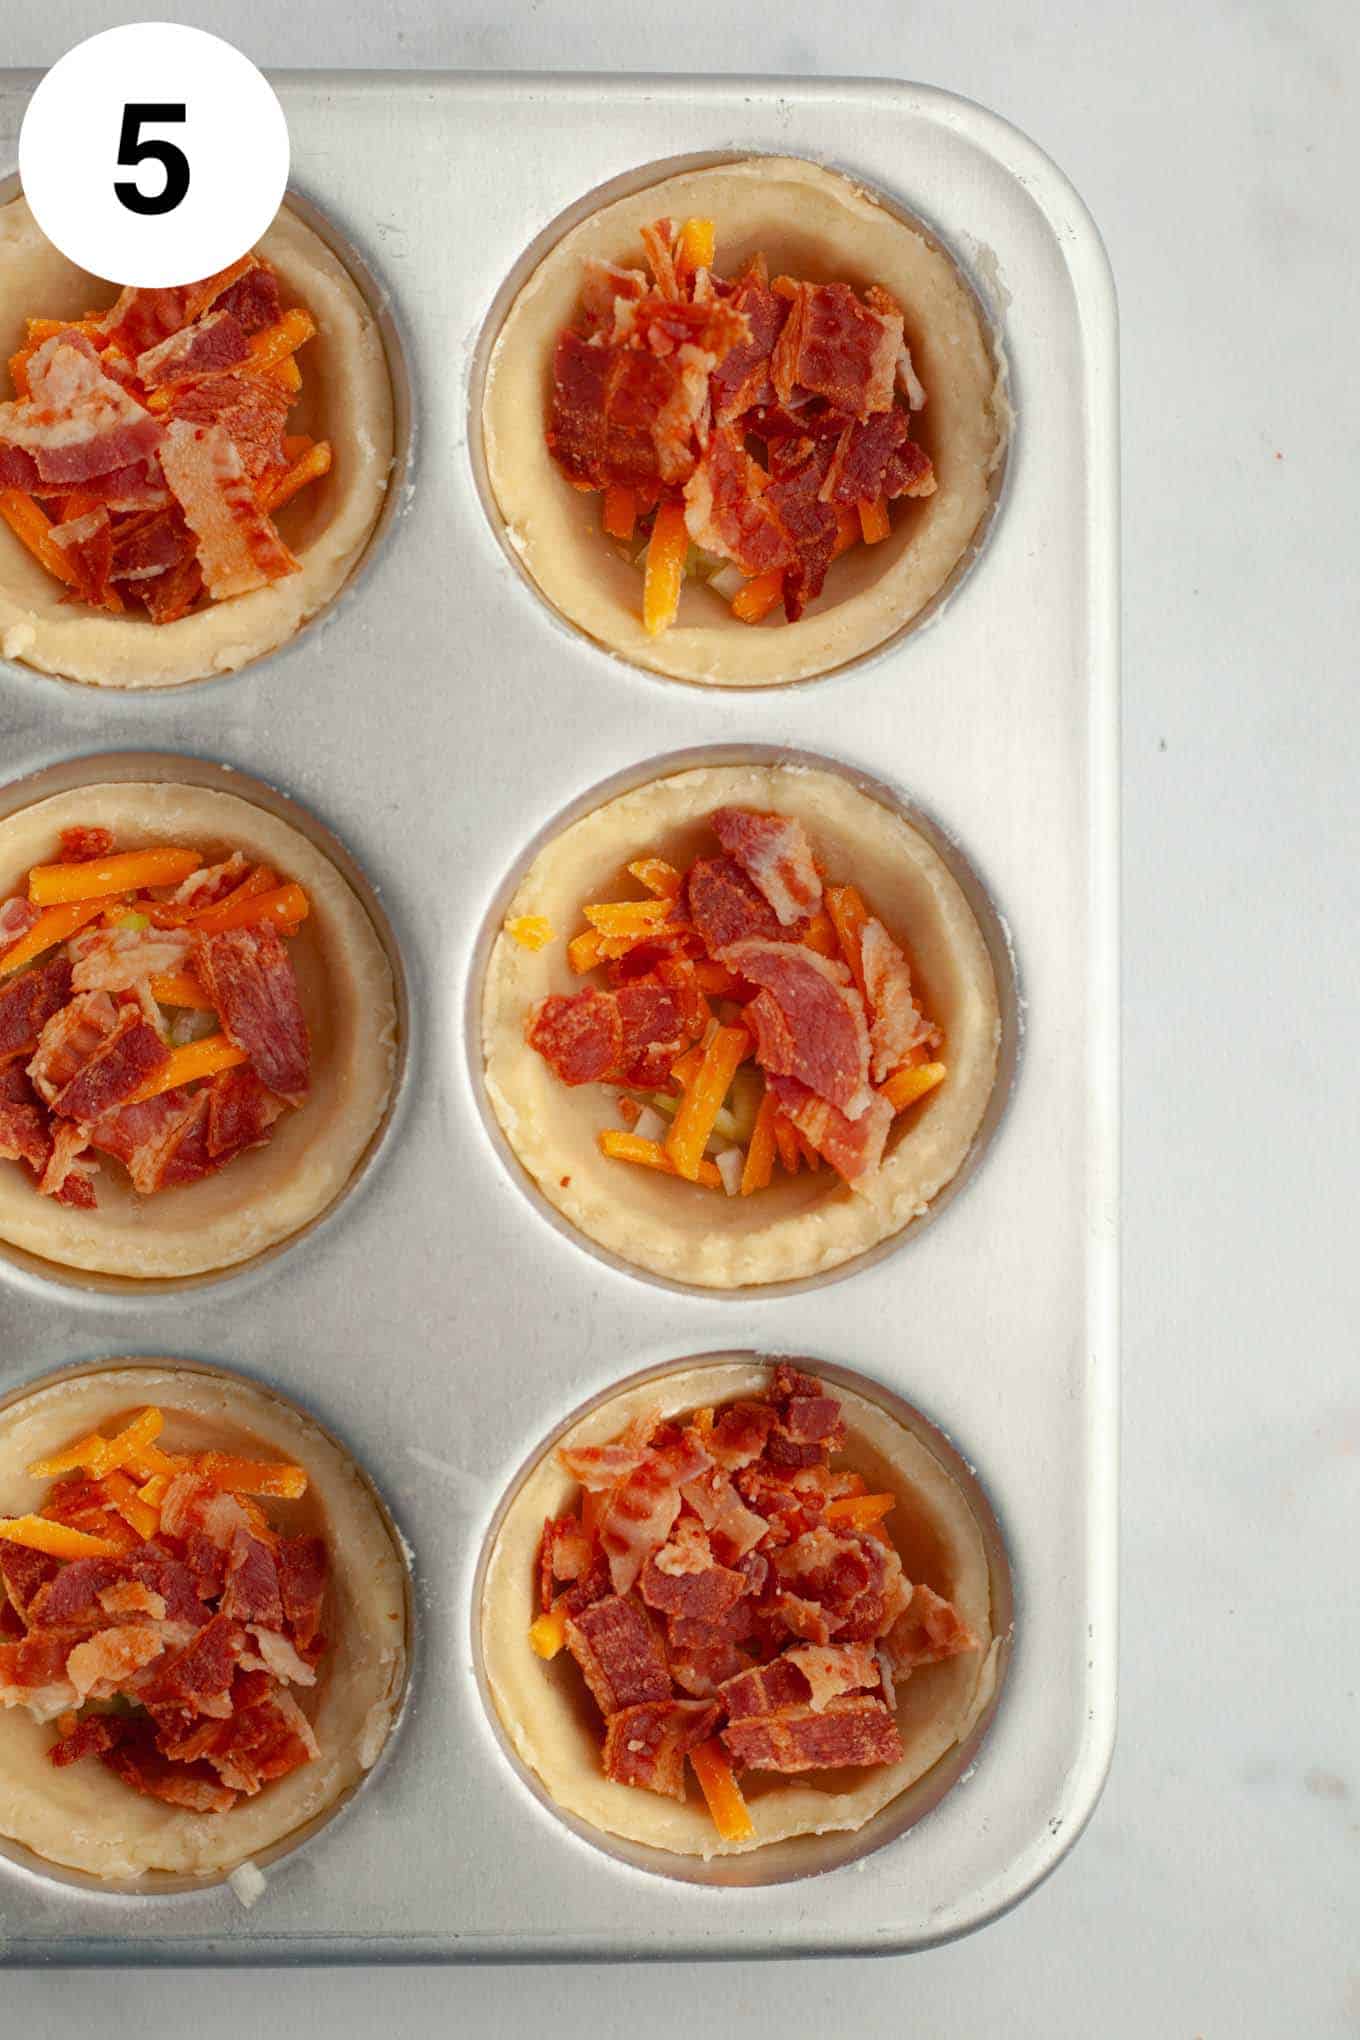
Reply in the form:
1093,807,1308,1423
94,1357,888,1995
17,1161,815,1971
504,915,554,952
881,1061,947,1114
690,1737,755,1842
147,969,215,1010
582,898,672,940
771,1111,802,1177
1,899,109,977
28,848,201,907
0,1515,124,1560
800,908,840,958
602,484,638,541
858,498,891,545
101,1469,161,1541
626,858,683,899
598,1129,723,1191
529,1605,569,1659
664,1023,751,1182
242,307,316,377
192,880,309,936
193,1450,308,1501
127,1033,248,1105
740,1088,779,1196
567,928,604,974
0,489,83,587
676,217,717,279
730,570,783,625
825,1492,896,1530
824,883,870,997
261,437,331,513
642,498,689,637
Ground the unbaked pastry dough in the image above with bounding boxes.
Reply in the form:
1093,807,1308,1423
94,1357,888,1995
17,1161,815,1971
0,197,395,688
481,1359,1000,1860
482,763,1000,1288
0,781,398,1278
482,156,1006,686
0,1362,408,1883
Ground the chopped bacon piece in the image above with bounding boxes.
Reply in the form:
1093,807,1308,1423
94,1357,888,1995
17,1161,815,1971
169,852,249,912
49,1712,128,1767
612,978,688,1086
205,1063,284,1158
0,334,163,486
26,986,116,1100
0,952,75,1059
723,940,871,1119
527,986,623,1086
821,407,934,506
140,555,204,624
765,1072,892,1185
602,1697,719,1799
145,1612,242,1720
665,1604,754,1698
37,1118,97,1206
49,506,116,607
73,458,173,513
219,1528,284,1628
704,1400,775,1471
785,1641,879,1711
0,1626,81,1697
0,1085,51,1177
65,1621,165,1699
638,1543,748,1624
563,1594,671,1715
58,827,116,863
719,1657,810,1721
212,265,282,336
884,1584,976,1670
710,261,788,423
69,923,192,996
98,1579,167,1620
684,855,783,954
858,918,935,1082
101,1724,238,1813
48,1004,168,1125
539,1513,594,1613
108,504,194,584
722,1692,903,1773
0,1543,59,1621
96,265,253,357
683,424,793,578
710,808,822,927
26,1556,129,1631
136,309,251,390
167,373,291,483
89,1084,213,1194
770,281,902,420
158,419,295,598
599,1430,712,1595
768,1363,846,1462
0,896,40,946
275,1536,328,1653
679,1468,768,1565
195,923,309,1104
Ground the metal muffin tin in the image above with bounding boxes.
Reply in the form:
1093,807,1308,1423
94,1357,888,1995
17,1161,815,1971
0,72,1118,1963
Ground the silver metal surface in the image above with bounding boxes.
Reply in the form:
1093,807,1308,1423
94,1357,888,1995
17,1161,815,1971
0,72,1118,1963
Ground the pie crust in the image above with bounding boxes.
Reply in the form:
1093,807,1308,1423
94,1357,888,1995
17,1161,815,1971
480,1359,1000,1860
482,156,1006,686
0,197,395,689
0,1362,408,1882
481,762,1000,1288
0,781,398,1278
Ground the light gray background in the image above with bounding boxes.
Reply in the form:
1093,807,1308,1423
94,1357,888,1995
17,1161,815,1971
3,3,1355,2035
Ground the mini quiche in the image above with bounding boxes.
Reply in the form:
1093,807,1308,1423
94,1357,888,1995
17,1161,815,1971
0,197,394,687
0,1363,408,1883
483,156,1006,685
481,1360,1002,1861
0,781,397,1279
482,763,1001,1288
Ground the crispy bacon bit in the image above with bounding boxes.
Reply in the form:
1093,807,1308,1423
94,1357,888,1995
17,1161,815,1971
770,281,902,419
710,808,822,927
0,335,163,486
564,1594,672,1715
195,924,310,1104
49,1711,127,1767
885,1584,977,1670
684,855,783,954
613,979,688,1086
710,260,788,423
0,1544,59,1622
765,1072,892,1185
275,1536,328,1653
638,1543,748,1623
722,1693,904,1773
108,505,194,585
602,1697,719,1799
69,923,192,996
205,1063,284,1158
527,986,622,1085
539,1513,594,1612
219,1529,284,1628
96,265,252,358
212,265,282,336
167,373,290,484
101,1726,238,1813
724,940,872,1119
682,424,793,579
136,309,251,390
158,419,296,598
58,827,115,864
704,1400,775,1471
599,1429,712,1595
0,953,75,1060
65,1621,165,1699
49,1005,169,1124
0,896,40,947
858,918,936,1081
679,1469,769,1564
38,1119,97,1206
141,555,204,624
785,1641,879,1711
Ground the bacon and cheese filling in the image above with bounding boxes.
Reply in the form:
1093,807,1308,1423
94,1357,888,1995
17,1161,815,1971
517,804,945,1196
0,256,331,624
528,1366,976,1841
546,215,935,636
0,1405,328,1817
0,825,310,1210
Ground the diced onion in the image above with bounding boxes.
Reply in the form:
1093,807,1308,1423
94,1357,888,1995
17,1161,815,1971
715,1146,744,1197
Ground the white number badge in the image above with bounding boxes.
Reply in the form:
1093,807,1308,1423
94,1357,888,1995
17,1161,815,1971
19,24,289,287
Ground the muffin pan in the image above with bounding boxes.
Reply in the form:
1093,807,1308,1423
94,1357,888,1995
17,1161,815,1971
0,72,1117,1962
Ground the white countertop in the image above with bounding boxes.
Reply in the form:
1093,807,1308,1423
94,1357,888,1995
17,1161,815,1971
5,1,1357,2034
